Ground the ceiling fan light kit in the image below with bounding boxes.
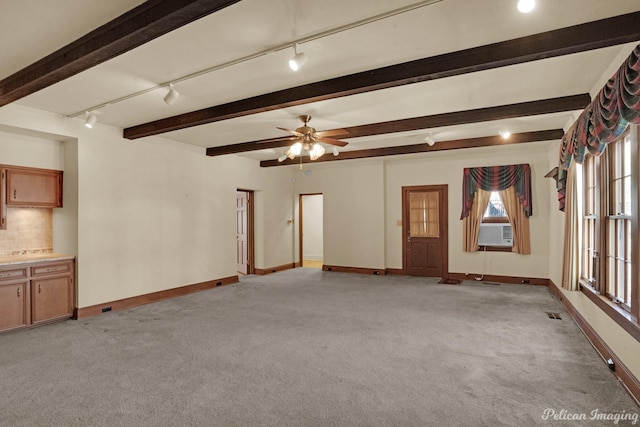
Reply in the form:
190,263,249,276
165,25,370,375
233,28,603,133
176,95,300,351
276,115,349,164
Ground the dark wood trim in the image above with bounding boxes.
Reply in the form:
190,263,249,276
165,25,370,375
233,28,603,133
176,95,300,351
580,283,640,343
261,130,563,167
478,245,513,253
254,263,298,275
0,0,242,107
322,265,386,276
549,281,640,405
74,275,238,319
385,268,405,275
125,12,640,139
206,95,589,156
237,189,255,275
448,272,548,286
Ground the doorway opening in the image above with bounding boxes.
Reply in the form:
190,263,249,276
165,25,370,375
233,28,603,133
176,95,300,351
299,194,323,269
237,190,255,275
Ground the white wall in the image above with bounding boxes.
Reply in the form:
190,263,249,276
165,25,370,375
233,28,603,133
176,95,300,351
302,194,323,260
293,161,386,269
0,104,295,308
546,141,640,383
385,142,553,278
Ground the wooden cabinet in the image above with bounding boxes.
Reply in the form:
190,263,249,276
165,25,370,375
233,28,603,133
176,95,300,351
30,261,74,325
0,259,74,333
3,166,63,208
0,279,30,332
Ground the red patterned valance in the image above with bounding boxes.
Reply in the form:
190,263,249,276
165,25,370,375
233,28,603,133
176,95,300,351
461,164,532,219
557,44,640,210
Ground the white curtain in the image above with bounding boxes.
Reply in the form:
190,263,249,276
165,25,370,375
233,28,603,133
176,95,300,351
561,163,581,291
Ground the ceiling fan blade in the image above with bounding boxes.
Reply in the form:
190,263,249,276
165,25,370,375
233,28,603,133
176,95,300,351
277,126,303,137
318,137,348,147
316,128,348,138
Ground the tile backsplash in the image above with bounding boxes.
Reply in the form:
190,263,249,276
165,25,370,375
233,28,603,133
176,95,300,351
0,208,53,256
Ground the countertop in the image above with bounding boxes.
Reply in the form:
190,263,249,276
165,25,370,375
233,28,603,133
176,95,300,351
0,253,75,267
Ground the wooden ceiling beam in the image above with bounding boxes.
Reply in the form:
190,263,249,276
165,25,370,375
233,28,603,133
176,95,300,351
206,94,589,156
259,130,565,167
0,0,241,107
126,11,640,139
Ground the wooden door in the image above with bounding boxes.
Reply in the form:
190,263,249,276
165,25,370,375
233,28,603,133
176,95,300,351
31,276,73,324
402,185,448,277
236,191,248,274
0,281,30,332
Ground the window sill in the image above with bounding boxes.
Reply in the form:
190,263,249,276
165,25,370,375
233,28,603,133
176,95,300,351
579,282,640,344
478,245,512,252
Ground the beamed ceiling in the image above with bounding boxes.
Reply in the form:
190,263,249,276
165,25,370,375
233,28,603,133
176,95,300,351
1,0,639,166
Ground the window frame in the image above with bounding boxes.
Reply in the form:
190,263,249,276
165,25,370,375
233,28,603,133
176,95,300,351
578,126,639,322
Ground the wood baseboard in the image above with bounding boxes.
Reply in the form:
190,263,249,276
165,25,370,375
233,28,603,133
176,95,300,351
254,263,298,275
548,280,640,406
448,272,549,286
74,275,238,319
385,268,404,275
322,265,385,276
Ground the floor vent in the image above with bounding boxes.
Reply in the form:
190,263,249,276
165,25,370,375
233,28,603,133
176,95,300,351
481,282,500,286
546,312,562,320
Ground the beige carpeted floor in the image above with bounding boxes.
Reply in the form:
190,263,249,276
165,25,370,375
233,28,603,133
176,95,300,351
0,268,637,426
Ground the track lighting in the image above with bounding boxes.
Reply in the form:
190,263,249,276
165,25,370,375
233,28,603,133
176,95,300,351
332,146,340,156
517,0,535,13
84,111,98,128
163,83,179,105
424,134,436,146
288,44,307,71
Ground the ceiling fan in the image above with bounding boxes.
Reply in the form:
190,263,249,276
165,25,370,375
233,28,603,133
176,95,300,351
277,115,349,163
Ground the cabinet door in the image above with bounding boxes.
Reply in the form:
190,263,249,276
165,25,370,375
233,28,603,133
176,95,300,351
5,167,62,207
0,281,30,332
31,276,73,324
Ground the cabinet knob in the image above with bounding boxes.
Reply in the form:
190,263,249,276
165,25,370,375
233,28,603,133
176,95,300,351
17,288,21,298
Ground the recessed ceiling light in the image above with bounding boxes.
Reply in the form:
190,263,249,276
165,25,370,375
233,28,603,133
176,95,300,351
517,0,535,13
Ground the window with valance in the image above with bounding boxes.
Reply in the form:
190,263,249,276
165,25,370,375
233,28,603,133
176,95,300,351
461,164,532,254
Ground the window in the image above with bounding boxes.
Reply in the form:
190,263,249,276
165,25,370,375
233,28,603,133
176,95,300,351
478,192,513,250
483,192,509,222
579,128,638,317
605,134,633,310
581,155,598,285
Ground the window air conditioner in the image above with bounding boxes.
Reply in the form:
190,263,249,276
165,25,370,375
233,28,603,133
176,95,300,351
478,223,513,247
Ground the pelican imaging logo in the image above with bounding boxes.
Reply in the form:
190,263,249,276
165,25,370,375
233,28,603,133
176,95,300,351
542,408,638,425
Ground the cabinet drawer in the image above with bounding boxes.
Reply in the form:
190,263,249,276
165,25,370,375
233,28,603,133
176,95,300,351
31,261,72,277
0,267,28,281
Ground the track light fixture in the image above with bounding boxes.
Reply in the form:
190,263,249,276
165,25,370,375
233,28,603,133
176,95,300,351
84,111,98,128
424,134,436,146
332,146,340,156
517,0,535,13
163,83,179,105
288,44,307,71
